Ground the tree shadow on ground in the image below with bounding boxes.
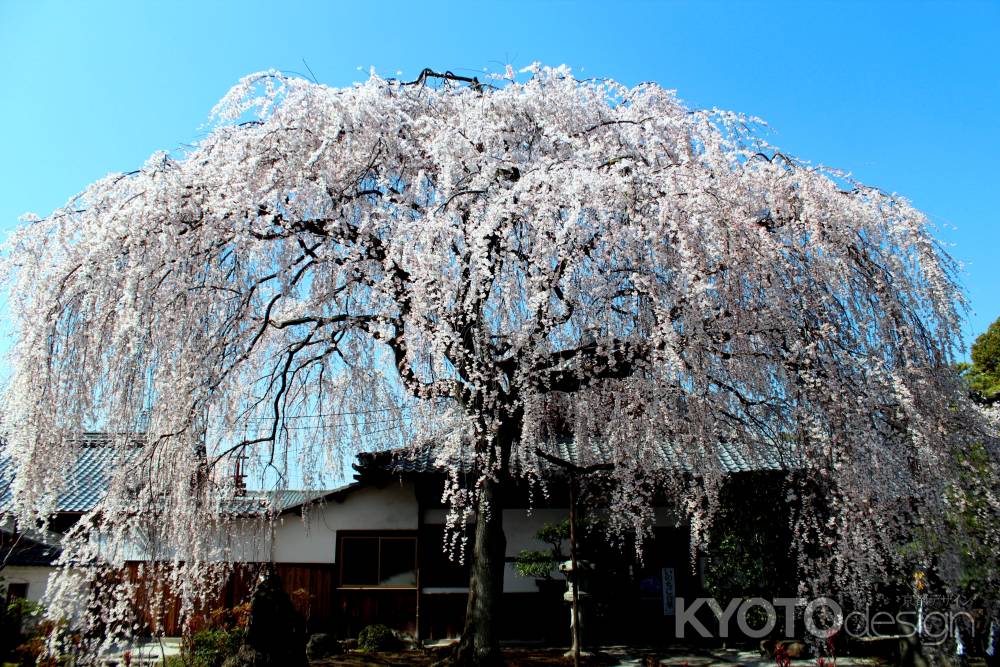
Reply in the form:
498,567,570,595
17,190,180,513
311,647,621,666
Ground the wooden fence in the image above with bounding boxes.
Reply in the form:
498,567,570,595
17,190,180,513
124,561,337,636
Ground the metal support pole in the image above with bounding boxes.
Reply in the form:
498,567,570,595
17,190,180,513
569,474,580,667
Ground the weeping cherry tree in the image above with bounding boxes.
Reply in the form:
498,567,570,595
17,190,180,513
2,65,995,663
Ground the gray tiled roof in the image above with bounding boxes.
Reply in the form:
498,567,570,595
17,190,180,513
356,437,799,478
0,529,61,566
550,438,796,473
0,434,337,516
2,432,798,519
221,489,335,515
58,438,134,512
0,433,144,514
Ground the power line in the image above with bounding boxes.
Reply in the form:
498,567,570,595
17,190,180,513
239,405,416,420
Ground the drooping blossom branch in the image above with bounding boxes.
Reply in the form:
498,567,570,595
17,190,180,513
0,64,991,652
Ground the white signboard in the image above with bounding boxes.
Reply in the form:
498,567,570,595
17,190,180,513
662,567,676,616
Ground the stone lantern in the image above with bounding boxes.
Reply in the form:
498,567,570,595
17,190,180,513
559,559,593,656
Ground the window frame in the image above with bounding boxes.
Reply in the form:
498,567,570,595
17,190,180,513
5,582,29,605
337,530,418,590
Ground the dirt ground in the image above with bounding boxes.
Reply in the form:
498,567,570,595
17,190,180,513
311,647,623,666
308,645,910,667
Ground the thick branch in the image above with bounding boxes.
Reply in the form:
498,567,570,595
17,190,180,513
532,340,657,393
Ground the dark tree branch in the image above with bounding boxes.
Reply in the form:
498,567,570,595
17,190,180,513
533,340,658,393
533,448,614,475
402,68,492,93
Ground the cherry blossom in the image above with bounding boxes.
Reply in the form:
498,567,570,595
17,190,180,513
1,66,991,659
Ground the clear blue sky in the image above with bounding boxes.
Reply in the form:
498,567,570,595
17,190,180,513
1,0,998,355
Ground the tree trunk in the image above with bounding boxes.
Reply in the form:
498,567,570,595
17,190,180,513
453,475,507,666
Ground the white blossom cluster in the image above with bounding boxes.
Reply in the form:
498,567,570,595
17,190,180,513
0,66,991,647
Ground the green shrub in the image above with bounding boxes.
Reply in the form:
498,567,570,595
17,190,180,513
513,549,557,578
220,645,267,667
181,628,245,667
305,633,340,660
0,597,64,667
356,624,399,652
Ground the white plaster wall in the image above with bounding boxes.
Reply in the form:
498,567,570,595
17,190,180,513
422,508,575,593
2,565,55,603
501,508,569,593
102,520,273,563
271,481,418,563
218,518,272,563
115,482,419,564
114,476,677,590
424,505,682,593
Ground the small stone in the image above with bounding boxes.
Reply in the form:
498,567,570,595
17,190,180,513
779,640,809,659
306,633,342,660
221,645,267,667
391,629,418,649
